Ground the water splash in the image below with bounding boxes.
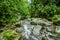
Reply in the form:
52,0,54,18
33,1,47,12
23,24,31,39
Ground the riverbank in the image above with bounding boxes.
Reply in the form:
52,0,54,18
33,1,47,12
0,18,60,40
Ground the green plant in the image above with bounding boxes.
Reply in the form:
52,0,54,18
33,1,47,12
31,0,60,23
52,15,60,24
3,30,14,40
0,0,31,26
0,0,20,25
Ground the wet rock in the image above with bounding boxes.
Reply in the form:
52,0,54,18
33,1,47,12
30,35,42,40
17,18,60,40
48,36,55,40
14,22,21,27
47,32,59,40
46,25,53,32
0,35,4,40
56,26,60,33
15,27,23,33
33,25,42,35
18,36,26,40
21,20,30,25
31,18,53,26
42,37,48,40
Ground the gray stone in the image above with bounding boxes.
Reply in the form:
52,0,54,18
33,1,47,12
0,35,4,40
31,18,52,26
46,25,53,32
56,26,60,33
15,27,23,33
33,25,42,35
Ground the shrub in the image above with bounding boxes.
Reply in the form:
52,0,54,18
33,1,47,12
31,0,60,22
3,30,14,40
0,0,30,26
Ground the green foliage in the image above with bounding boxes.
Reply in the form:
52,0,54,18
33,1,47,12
52,15,60,23
31,0,60,23
19,0,30,19
0,0,20,25
0,0,60,25
0,0,30,25
3,30,14,40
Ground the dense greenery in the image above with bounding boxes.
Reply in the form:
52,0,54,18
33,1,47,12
0,0,30,26
0,0,19,24
31,0,60,21
3,30,14,40
0,0,60,26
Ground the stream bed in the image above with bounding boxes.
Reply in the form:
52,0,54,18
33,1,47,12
0,18,60,40
19,18,60,40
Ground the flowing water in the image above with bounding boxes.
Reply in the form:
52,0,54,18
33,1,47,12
21,20,42,40
20,18,60,40
23,24,31,39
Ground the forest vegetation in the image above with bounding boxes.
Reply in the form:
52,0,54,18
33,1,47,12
0,0,60,40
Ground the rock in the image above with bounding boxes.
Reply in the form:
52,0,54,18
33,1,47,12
46,25,53,32
0,35,4,40
15,27,23,33
48,36,55,40
42,37,48,40
21,20,30,25
14,22,21,27
33,25,42,35
17,18,59,40
31,18,53,26
56,26,60,33
30,35,42,40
